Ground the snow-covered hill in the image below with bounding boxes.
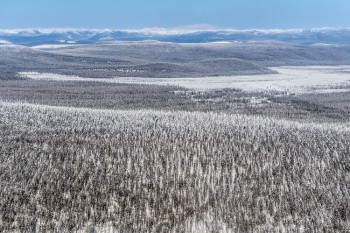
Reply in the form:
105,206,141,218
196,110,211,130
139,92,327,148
1,27,350,46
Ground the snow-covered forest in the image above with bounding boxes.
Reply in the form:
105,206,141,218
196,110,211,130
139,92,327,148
1,102,349,232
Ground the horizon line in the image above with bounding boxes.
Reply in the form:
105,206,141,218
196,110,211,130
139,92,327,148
1,25,350,36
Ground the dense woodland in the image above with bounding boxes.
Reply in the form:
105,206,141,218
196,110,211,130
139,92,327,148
1,41,350,232
1,102,350,232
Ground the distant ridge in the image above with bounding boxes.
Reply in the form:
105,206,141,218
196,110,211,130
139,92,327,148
1,27,350,46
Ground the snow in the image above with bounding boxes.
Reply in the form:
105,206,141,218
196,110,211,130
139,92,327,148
207,41,233,44
0,28,113,35
0,39,11,44
123,24,221,35
56,40,77,44
1,27,350,36
20,66,350,94
311,43,341,47
31,44,80,49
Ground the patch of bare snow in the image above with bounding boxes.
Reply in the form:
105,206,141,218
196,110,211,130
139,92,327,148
20,66,350,95
32,44,80,49
0,39,11,44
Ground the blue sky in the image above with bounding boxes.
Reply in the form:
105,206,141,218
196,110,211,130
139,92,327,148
0,0,349,29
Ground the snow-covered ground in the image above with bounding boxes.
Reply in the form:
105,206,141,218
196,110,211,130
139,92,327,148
20,66,350,94
0,39,11,45
31,44,80,49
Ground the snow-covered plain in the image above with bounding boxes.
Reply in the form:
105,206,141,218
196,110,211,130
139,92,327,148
0,39,11,44
20,66,350,94
31,44,80,49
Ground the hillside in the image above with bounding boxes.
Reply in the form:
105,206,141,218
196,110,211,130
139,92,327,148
1,101,349,232
2,41,350,78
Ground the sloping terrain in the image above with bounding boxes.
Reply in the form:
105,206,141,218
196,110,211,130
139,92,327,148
2,30,350,233
0,44,275,78
2,41,350,78
1,101,349,232
2,28,350,45
53,41,350,67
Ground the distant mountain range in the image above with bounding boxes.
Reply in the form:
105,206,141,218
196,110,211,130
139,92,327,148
1,27,350,46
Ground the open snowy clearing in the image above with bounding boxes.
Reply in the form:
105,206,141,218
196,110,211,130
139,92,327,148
31,44,81,49
20,66,350,94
